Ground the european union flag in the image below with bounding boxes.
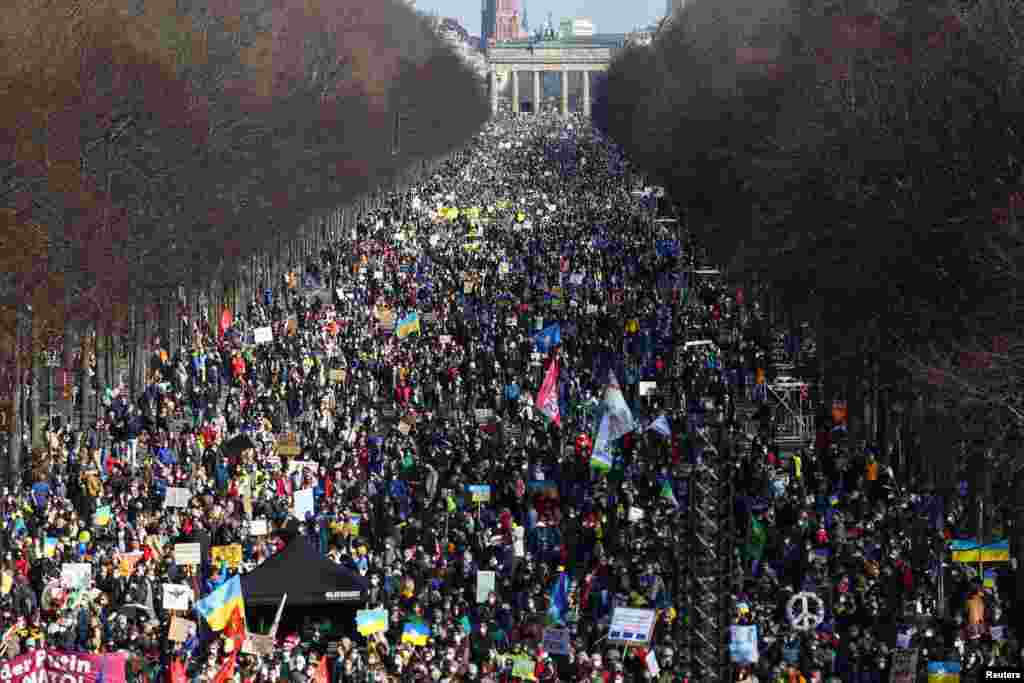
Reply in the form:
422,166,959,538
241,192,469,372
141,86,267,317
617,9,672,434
532,324,561,353
547,571,570,625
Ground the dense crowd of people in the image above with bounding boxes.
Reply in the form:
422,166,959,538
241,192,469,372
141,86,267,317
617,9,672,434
0,113,1018,683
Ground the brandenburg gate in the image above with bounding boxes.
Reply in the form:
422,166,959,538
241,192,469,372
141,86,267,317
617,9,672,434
486,38,621,118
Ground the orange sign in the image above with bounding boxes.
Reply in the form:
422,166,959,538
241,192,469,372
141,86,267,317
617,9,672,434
831,401,848,426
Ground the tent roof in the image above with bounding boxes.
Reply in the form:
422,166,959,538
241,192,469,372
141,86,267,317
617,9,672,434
240,533,368,607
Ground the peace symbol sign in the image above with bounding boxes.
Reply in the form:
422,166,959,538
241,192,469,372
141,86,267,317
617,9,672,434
786,591,824,631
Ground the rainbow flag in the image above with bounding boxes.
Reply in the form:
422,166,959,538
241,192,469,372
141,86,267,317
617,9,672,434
396,312,421,339
949,539,1009,563
195,575,245,631
927,660,960,683
94,505,112,526
401,619,430,646
355,608,388,636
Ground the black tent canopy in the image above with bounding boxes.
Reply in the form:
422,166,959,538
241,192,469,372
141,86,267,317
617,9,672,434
240,533,368,607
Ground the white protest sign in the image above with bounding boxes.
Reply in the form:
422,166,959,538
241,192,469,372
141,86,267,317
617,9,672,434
293,488,315,520
541,628,571,656
254,326,274,344
638,381,657,397
249,519,269,536
786,592,825,631
476,571,496,604
608,608,656,645
60,563,91,590
174,543,202,566
513,526,525,557
628,507,645,522
164,487,191,508
162,583,193,611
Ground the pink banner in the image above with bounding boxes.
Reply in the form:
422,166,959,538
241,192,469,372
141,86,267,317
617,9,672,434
0,650,126,683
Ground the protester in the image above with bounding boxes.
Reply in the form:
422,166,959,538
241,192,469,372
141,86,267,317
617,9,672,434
0,112,1016,683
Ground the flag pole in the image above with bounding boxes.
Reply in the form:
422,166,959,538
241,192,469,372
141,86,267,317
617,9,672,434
269,593,287,638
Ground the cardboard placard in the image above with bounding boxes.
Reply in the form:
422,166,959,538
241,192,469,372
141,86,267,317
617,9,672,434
162,583,193,611
329,369,346,383
211,544,243,569
173,543,202,566
168,616,197,643
277,433,301,456
398,421,411,435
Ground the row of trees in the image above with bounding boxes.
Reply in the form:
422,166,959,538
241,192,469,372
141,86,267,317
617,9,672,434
0,0,489,452
595,0,1024,491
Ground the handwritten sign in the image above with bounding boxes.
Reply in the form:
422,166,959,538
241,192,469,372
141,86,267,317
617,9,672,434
162,584,192,611
173,543,201,566
249,519,269,536
242,634,275,655
211,544,242,569
329,369,346,383
168,616,197,643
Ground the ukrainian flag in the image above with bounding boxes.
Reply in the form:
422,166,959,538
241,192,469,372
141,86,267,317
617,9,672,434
949,539,1010,563
927,660,960,683
396,312,421,339
401,619,430,646
355,608,388,636
195,575,245,631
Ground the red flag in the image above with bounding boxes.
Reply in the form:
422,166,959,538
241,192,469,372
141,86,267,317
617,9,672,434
535,357,561,426
169,659,187,683
212,653,237,683
224,605,246,652
219,308,233,338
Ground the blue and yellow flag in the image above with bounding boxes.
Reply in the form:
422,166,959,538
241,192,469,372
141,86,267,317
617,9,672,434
355,608,388,636
949,539,1009,563
396,312,421,339
195,575,245,631
927,660,960,683
402,619,430,646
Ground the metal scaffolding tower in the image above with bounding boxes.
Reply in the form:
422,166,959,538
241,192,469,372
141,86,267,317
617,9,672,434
680,426,736,683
